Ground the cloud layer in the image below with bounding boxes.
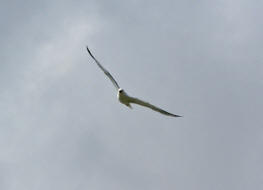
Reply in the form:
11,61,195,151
1,0,262,189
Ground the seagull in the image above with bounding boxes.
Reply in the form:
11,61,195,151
86,46,182,117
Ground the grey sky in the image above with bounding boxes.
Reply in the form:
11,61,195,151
1,0,262,189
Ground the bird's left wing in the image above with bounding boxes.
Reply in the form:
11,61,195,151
127,96,182,117
86,46,120,90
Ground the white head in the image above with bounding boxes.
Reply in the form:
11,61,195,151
117,88,127,98
118,88,124,94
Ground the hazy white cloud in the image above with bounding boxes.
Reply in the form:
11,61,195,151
1,0,262,190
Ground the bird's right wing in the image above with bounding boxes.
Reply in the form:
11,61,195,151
128,96,182,117
86,46,120,90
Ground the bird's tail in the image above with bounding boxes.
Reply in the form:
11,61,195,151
126,104,133,109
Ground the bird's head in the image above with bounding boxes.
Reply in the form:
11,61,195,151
118,88,124,93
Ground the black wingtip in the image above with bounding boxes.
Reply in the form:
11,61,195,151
174,115,183,118
86,46,91,54
86,46,95,59
170,114,183,117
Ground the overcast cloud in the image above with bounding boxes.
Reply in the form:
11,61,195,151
1,0,262,189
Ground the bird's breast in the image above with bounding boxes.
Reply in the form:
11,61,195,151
117,92,129,104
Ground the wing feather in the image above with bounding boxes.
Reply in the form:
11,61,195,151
86,46,120,90
128,96,181,117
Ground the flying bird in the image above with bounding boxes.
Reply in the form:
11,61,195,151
86,46,181,117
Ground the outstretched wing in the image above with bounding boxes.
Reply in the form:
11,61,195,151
127,96,182,117
86,46,120,90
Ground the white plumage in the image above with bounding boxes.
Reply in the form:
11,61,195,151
86,46,181,117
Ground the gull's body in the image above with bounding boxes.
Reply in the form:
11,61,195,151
86,46,181,117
